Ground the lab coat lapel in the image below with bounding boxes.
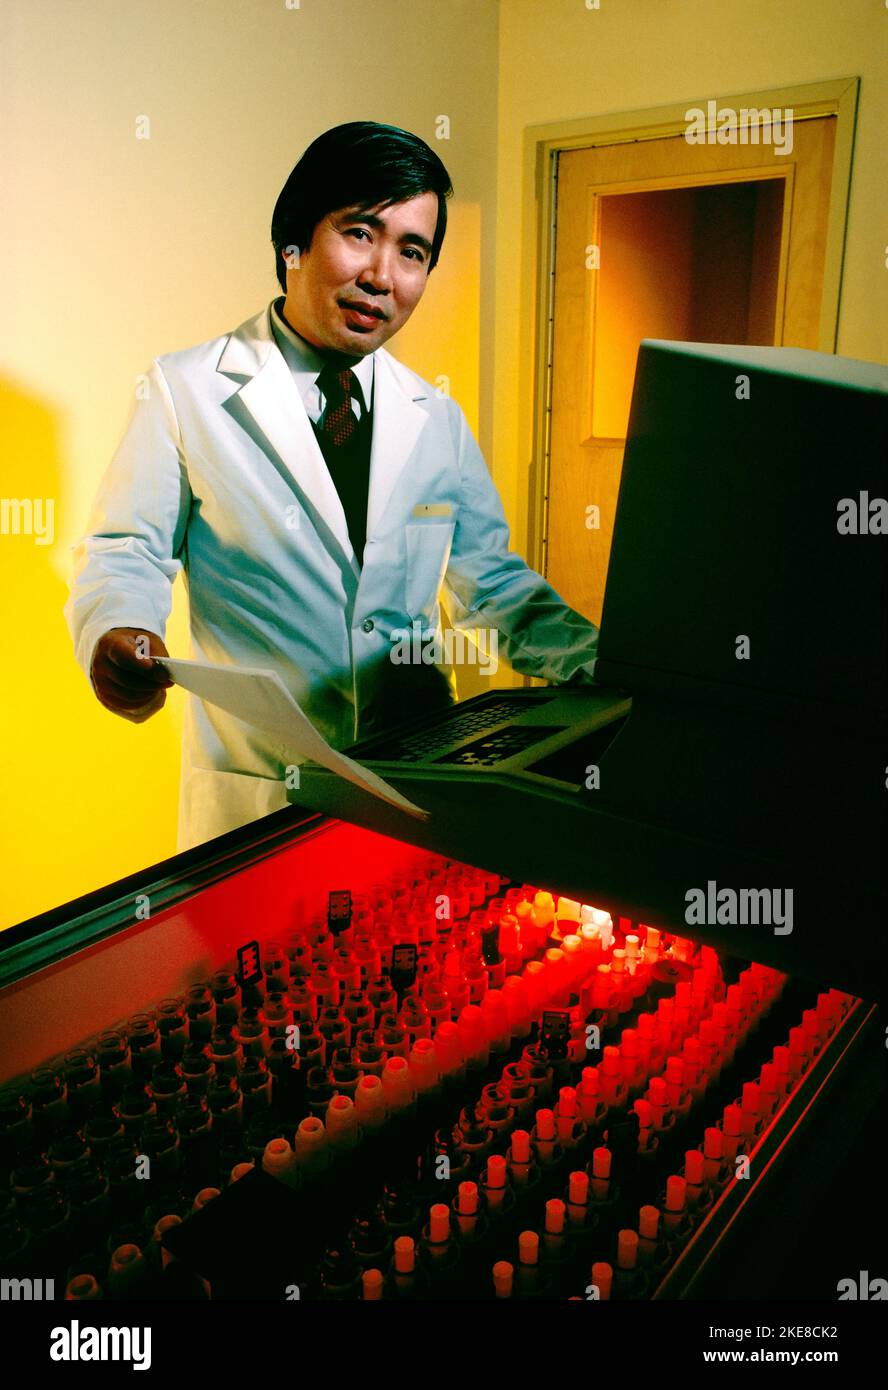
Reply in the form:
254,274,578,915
216,306,358,574
215,307,432,582
366,349,430,538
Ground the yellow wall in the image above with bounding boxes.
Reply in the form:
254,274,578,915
0,0,497,928
4,0,885,928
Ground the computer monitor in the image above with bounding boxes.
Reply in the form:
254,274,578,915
595,340,888,719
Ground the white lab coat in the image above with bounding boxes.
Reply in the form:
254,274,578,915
66,299,598,850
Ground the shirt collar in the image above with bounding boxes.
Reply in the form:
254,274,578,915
270,296,374,410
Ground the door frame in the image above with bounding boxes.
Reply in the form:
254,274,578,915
523,77,859,574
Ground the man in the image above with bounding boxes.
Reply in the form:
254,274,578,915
66,121,599,851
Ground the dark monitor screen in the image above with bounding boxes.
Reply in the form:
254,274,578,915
596,339,888,716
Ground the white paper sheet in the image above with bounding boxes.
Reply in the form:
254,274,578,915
155,656,429,820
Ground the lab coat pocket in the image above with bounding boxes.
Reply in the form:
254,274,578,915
405,521,455,621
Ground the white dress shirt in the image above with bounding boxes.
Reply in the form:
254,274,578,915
270,296,375,425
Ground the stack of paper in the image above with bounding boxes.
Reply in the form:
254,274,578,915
156,657,429,820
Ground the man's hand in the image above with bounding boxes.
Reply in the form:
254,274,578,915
90,628,173,723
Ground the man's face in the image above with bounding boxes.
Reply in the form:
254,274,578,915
282,191,439,358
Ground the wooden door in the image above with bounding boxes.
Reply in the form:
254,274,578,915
546,117,838,625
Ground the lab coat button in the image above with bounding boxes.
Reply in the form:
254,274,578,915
361,618,375,633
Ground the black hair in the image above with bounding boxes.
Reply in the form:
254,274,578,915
271,121,453,293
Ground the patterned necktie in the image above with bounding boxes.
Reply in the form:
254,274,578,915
317,364,359,448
